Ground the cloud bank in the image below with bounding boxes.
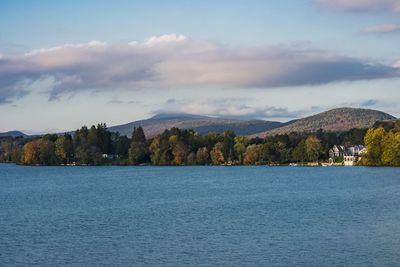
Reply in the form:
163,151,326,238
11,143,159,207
1,34,399,103
314,0,400,12
155,97,322,120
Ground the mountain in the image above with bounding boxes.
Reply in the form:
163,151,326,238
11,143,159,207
253,108,396,137
0,131,28,138
109,113,282,137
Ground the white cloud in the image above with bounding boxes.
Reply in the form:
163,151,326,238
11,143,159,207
24,40,108,56
314,0,400,12
0,34,399,103
144,34,187,46
128,34,188,47
363,23,400,33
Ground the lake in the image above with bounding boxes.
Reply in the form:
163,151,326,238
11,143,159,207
1,164,400,266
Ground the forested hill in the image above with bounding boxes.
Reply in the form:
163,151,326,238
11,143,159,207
0,131,28,138
254,108,396,137
108,113,282,137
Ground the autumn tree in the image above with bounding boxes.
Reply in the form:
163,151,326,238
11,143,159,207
243,144,260,165
149,136,161,165
381,131,400,166
196,147,210,165
305,136,322,162
54,135,74,164
210,142,225,165
234,136,248,164
172,141,188,165
363,127,385,166
21,140,42,165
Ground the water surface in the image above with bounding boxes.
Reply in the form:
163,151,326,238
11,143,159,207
1,164,400,266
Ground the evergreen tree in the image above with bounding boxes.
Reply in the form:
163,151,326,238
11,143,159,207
115,135,130,158
39,140,58,165
221,130,235,162
292,139,307,162
132,127,146,143
129,142,149,165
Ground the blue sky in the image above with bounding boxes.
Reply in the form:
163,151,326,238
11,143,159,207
1,0,400,133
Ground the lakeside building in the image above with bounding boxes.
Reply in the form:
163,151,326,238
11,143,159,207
328,145,346,160
329,145,367,166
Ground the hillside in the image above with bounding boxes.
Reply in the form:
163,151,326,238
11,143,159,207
254,108,396,137
4,108,396,139
0,131,28,138
109,113,282,137
373,119,400,132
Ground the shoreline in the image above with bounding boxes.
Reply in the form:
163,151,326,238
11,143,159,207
1,162,395,167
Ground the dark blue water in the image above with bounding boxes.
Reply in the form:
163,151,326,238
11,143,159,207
1,164,400,266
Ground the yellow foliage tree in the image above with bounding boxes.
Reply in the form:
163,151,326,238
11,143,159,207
363,127,386,166
21,140,42,165
381,132,400,166
243,144,260,165
210,142,225,165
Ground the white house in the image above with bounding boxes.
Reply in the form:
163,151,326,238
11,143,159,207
328,145,346,160
343,145,367,166
329,145,367,166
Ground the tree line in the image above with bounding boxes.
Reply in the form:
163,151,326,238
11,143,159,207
0,123,381,166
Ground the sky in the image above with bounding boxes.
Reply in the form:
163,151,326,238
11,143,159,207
1,0,400,133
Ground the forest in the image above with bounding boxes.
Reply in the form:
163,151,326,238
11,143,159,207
0,122,399,166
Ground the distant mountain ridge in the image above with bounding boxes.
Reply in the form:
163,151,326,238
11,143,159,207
108,113,282,137
0,131,28,138
2,108,396,138
253,107,396,137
